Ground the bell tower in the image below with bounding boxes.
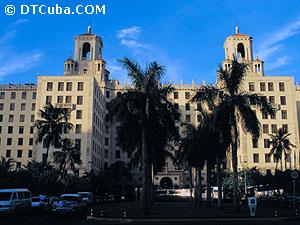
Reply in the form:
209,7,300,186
64,26,107,80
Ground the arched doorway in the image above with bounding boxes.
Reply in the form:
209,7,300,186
160,177,173,189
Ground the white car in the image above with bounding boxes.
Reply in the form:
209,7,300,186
52,194,87,214
0,189,32,213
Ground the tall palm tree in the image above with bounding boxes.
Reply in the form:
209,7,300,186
269,127,296,171
202,58,275,212
52,138,82,177
35,104,73,163
108,58,180,214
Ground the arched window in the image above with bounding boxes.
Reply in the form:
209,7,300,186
237,43,245,59
82,42,91,60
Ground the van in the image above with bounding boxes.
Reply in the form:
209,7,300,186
0,189,32,213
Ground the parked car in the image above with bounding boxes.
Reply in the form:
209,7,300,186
77,192,94,205
52,194,87,214
31,196,50,210
0,189,32,213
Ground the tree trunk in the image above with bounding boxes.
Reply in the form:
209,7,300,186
189,166,193,203
231,121,241,212
197,166,202,206
217,156,223,209
284,154,287,171
206,161,212,207
141,128,149,215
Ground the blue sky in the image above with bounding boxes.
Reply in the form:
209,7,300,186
1,0,300,84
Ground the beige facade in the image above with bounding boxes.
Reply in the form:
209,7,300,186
0,27,300,183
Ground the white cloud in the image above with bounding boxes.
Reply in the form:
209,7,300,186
258,18,300,60
0,52,43,78
0,19,43,80
265,56,289,71
117,26,141,39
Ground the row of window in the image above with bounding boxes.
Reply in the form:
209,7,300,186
45,96,83,105
46,82,84,91
253,153,291,163
0,91,36,100
3,138,33,146
5,149,32,158
173,92,191,100
262,123,288,134
0,114,35,123
0,126,35,135
249,82,285,92
0,103,36,111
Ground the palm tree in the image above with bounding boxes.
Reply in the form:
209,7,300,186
201,58,275,212
52,138,82,178
108,58,180,214
177,123,202,203
0,157,14,175
35,104,73,163
269,127,296,171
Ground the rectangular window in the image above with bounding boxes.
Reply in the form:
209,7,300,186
260,82,266,91
264,139,270,148
57,96,63,103
75,124,82,134
253,153,259,163
271,124,277,133
19,126,24,134
185,92,190,99
21,92,27,99
30,115,35,122
252,138,258,148
17,150,22,158
10,103,15,111
269,96,275,104
116,150,121,159
8,126,13,134
263,124,269,133
77,96,83,105
66,82,72,91
29,138,33,146
282,124,288,133
19,115,25,122
77,82,84,91
76,110,82,119
46,96,52,104
7,138,12,145
186,114,191,123
271,112,276,119
11,92,16,99
65,96,72,103
280,96,286,105
279,82,285,92
105,125,109,134
174,92,179,99
32,92,36,99
75,139,81,150
31,103,36,111
0,103,4,111
18,138,23,146
0,92,5,99
46,82,53,91
174,103,179,110
9,115,14,122
0,126,2,134
104,149,108,158
0,115,2,122
268,82,274,91
30,126,34,134
105,137,109,146
249,82,255,91
281,110,287,119
106,91,110,98
21,103,26,111
28,150,32,158
6,150,11,158
185,103,190,111
58,82,64,91
262,112,268,119
265,154,271,163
